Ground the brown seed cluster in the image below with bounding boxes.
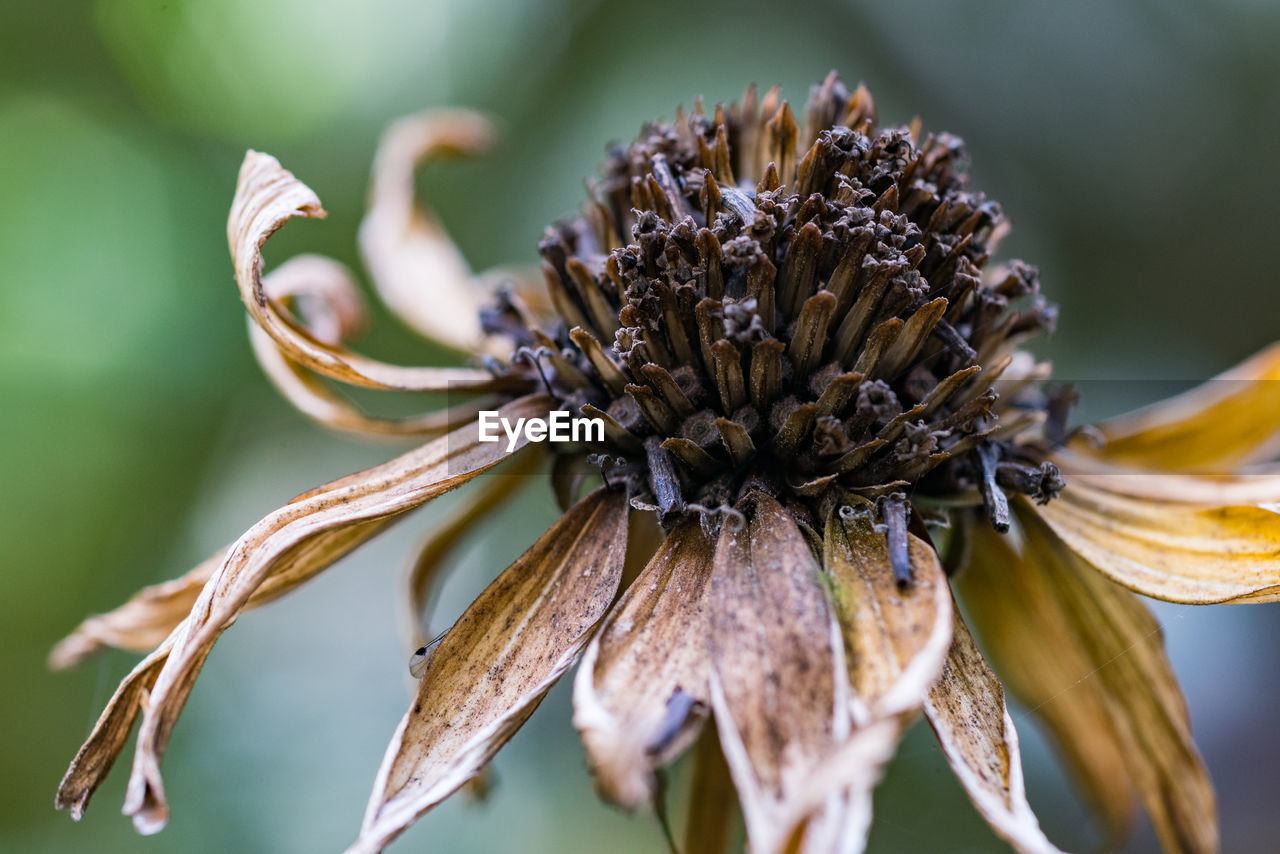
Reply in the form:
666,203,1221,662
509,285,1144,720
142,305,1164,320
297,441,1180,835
483,73,1063,545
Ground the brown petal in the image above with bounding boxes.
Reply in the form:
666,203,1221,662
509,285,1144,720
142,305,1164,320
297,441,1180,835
53,513,404,818
1078,342,1280,472
55,634,174,819
823,496,952,718
957,521,1136,842
359,109,501,354
347,487,629,854
49,549,227,670
118,394,550,834
250,254,492,437
573,517,715,808
960,511,1218,854
403,447,546,649
1034,478,1280,603
230,150,524,393
683,725,739,854
709,491,897,854
923,611,1063,854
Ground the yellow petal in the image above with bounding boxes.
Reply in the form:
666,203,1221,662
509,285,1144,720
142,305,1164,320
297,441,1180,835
957,517,1137,842
229,150,525,393
1051,452,1280,508
359,109,499,354
823,495,953,718
573,517,715,808
923,610,1063,854
348,487,629,854
1078,342,1280,472
961,512,1218,854
1033,478,1280,603
117,394,549,834
709,491,899,854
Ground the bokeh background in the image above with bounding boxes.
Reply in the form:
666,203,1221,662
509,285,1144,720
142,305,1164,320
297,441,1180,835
4,1,1280,852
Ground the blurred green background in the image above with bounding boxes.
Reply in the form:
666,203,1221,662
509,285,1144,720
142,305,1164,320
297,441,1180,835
4,1,1280,852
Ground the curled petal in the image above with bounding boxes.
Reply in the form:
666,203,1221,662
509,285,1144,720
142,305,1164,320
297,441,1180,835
230,150,526,393
49,549,227,670
252,255,492,437
1078,342,1280,472
118,394,550,834
55,634,174,819
348,487,630,854
360,109,499,354
923,611,1063,854
960,512,1218,853
709,491,899,854
823,495,952,718
52,511,409,670
1034,478,1280,603
573,517,715,808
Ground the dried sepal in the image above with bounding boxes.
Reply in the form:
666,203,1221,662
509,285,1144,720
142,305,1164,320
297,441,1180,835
923,611,1063,854
573,517,715,808
118,394,551,834
348,487,630,854
230,150,523,393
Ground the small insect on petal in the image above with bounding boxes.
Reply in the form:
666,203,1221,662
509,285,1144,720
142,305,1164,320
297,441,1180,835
408,630,447,679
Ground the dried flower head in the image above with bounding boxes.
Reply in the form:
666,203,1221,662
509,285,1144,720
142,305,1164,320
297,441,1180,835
54,73,1280,854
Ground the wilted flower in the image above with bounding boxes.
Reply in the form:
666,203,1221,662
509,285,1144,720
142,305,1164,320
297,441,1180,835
53,73,1280,854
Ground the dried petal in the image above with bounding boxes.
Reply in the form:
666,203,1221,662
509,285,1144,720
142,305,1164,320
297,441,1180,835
230,150,522,393
958,519,1137,841
1077,342,1280,472
573,518,715,807
709,491,898,854
684,726,738,854
55,635,174,819
1051,452,1280,507
960,511,1218,853
923,611,1063,854
823,495,952,718
359,110,497,353
403,447,546,648
120,394,551,833
1034,478,1280,603
251,254,492,437
49,549,227,670
348,487,629,854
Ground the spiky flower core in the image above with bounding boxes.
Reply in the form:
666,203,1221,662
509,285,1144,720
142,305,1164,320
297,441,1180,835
483,74,1064,568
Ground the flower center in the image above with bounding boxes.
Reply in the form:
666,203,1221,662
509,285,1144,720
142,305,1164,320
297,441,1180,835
482,76,1064,535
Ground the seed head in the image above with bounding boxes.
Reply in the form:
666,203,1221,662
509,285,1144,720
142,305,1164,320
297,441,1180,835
485,73,1063,537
